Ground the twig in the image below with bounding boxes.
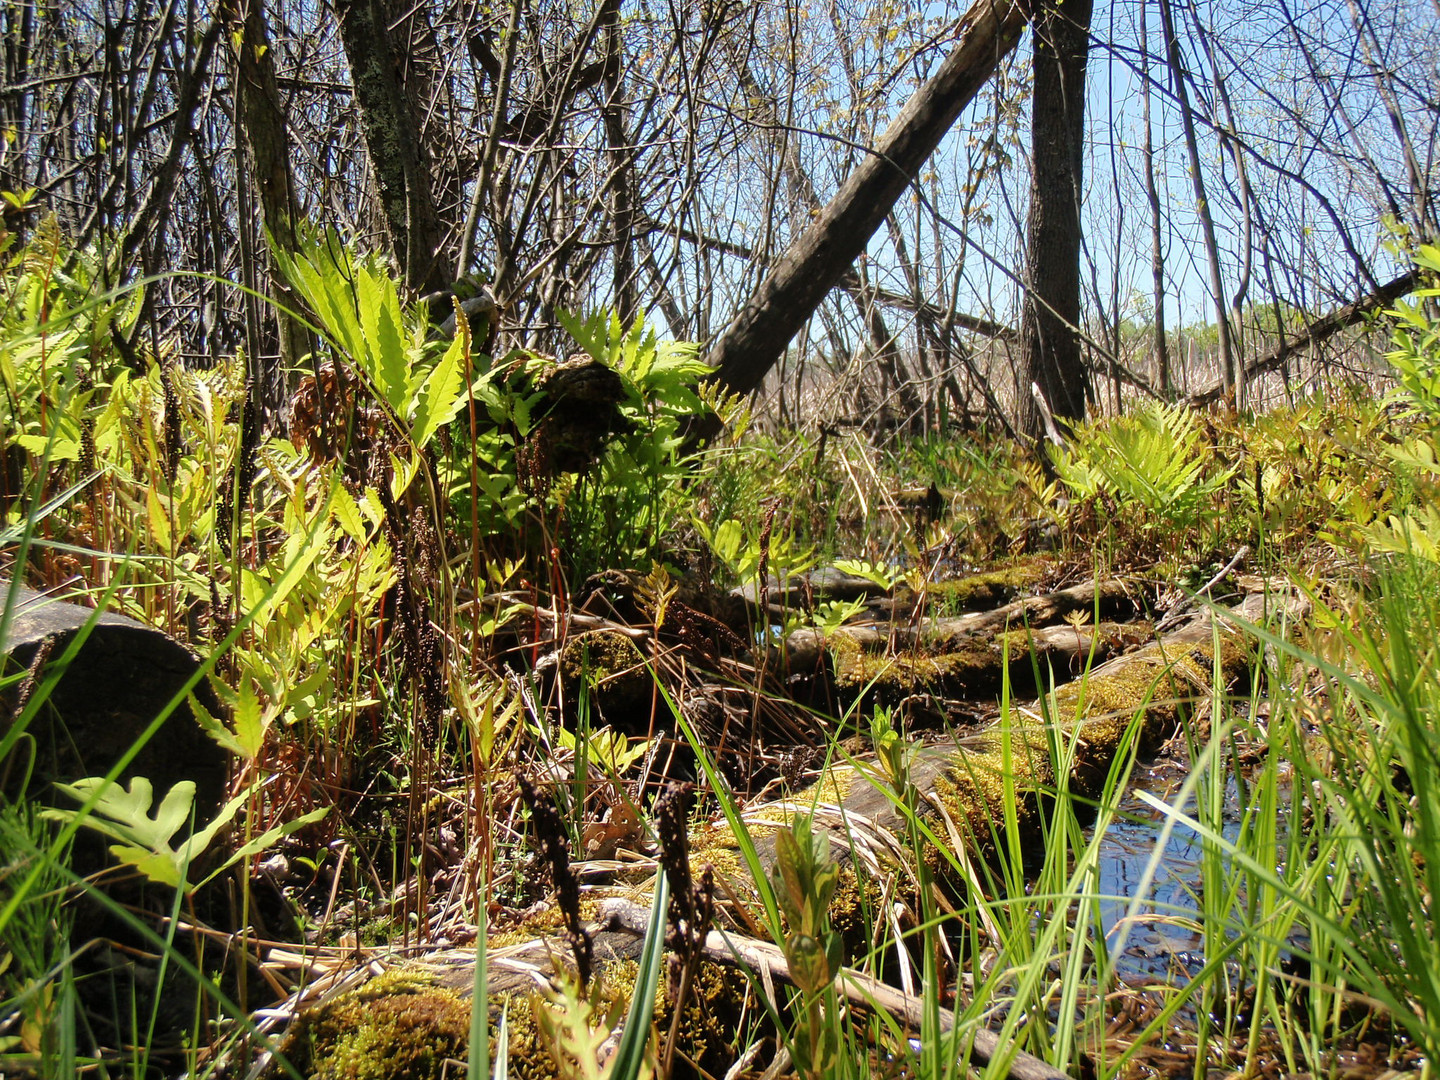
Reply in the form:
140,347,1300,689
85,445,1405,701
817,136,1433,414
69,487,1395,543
1155,545,1250,633
598,898,1070,1080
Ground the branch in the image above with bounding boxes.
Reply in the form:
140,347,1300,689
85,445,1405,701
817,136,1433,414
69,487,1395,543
597,898,1071,1080
1189,269,1419,406
636,217,1015,339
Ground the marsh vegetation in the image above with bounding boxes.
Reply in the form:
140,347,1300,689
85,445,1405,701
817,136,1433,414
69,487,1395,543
2,0,1439,1076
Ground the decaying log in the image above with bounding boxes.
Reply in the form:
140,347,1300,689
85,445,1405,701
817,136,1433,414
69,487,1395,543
921,577,1141,647
736,589,1306,884
1189,268,1420,406
823,620,1155,704
780,577,1140,674
525,355,629,474
592,898,1070,1080
423,900,1067,1080
257,591,1305,1080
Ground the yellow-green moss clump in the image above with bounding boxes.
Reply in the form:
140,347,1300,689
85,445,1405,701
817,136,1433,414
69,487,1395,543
923,558,1053,613
919,629,1251,874
484,895,606,950
831,639,998,699
274,969,470,1080
494,957,750,1080
559,630,651,715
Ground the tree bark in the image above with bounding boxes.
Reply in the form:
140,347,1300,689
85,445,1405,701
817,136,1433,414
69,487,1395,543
1015,0,1093,442
334,0,453,296
224,0,312,412
600,2,637,324
1158,0,1235,403
1138,0,1170,394
692,0,1028,444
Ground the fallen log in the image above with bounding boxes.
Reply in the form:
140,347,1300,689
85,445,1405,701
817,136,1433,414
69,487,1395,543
1189,268,1419,407
257,901,1067,1080
723,589,1305,893
780,577,1142,676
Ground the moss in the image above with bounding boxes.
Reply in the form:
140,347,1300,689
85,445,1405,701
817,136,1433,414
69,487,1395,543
689,821,755,889
656,961,750,1076
487,895,606,950
923,558,1054,613
558,631,651,718
1048,632,1249,746
495,955,751,1080
275,968,470,1080
490,989,556,1080
830,639,1015,703
924,724,1055,872
357,915,399,948
826,862,888,960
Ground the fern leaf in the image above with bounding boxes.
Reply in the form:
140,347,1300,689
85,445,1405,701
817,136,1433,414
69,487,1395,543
412,331,468,449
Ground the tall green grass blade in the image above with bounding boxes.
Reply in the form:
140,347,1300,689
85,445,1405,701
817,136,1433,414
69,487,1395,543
469,861,490,1080
609,872,668,1080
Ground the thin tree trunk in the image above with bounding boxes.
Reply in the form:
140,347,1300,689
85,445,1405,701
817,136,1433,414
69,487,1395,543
224,0,311,415
1139,0,1170,394
601,2,637,324
334,0,453,295
1016,0,1094,441
1157,0,1235,403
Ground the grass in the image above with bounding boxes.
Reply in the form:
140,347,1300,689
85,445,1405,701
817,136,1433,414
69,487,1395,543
6,435,1440,1080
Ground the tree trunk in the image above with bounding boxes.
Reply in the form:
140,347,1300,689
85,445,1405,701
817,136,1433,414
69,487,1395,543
224,0,312,416
1138,0,1170,394
691,0,1028,444
1015,0,1093,442
600,2,637,324
1157,0,1235,403
334,0,453,296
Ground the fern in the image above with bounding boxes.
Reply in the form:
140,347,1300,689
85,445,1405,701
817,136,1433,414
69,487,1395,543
44,777,325,892
1384,244,1440,421
1053,402,1232,531
272,228,484,454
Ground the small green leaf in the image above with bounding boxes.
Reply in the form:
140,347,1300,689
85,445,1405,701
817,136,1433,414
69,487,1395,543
45,777,198,889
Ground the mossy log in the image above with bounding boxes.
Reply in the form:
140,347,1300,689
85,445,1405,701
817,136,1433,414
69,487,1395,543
262,591,1301,1080
822,620,1152,704
726,589,1302,893
266,907,1064,1080
737,558,1056,620
780,576,1141,675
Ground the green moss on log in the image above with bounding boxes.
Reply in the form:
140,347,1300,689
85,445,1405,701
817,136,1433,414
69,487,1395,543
922,559,1054,612
274,969,470,1080
559,631,650,716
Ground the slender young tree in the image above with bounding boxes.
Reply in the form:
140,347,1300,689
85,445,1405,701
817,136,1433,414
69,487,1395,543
224,0,312,408
1138,0,1170,394
1157,0,1235,403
